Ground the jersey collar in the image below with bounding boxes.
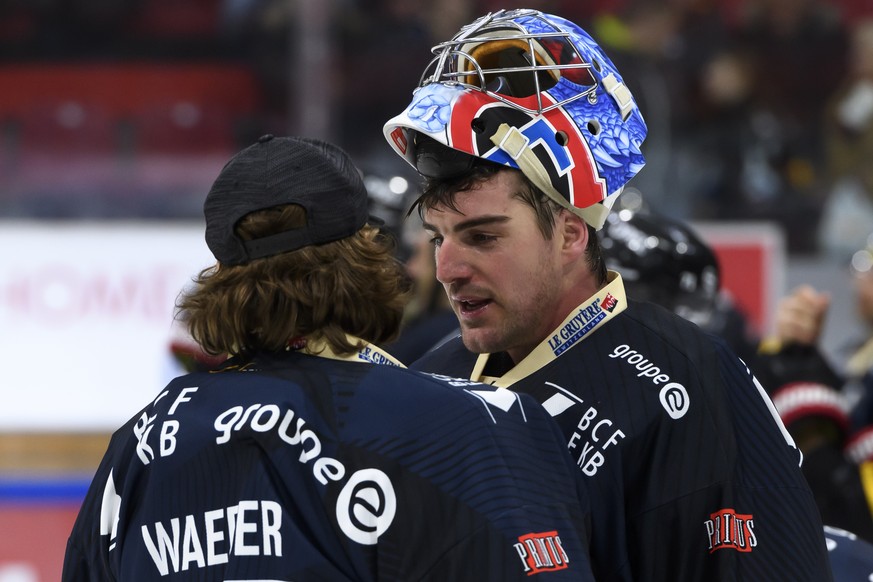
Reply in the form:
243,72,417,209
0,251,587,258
301,333,407,368
470,270,627,387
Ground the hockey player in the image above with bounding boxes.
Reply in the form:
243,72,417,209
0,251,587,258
383,8,832,580
62,135,596,580
598,207,873,569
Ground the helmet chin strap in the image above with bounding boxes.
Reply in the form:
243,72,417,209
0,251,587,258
490,122,610,229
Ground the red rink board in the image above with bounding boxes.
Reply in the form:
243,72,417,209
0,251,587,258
693,221,786,338
0,504,80,580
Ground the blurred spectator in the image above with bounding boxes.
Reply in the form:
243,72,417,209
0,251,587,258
728,0,849,253
216,0,294,121
762,240,873,431
1,0,141,59
843,243,873,432
819,19,873,259
0,0,861,249
605,0,849,253
335,0,441,160
674,45,758,220
757,237,873,542
590,0,740,219
761,276,873,541
737,0,847,128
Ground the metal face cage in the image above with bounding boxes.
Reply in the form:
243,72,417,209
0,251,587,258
419,9,599,116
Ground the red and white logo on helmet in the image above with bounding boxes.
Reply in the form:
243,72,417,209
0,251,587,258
445,89,608,211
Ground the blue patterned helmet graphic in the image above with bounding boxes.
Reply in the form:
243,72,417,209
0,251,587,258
383,9,647,229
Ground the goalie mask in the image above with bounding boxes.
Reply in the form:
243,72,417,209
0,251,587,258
383,9,647,229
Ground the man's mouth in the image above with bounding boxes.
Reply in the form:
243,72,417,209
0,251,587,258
455,298,491,317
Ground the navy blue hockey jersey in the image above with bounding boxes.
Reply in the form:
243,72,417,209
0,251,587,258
63,340,595,581
825,525,873,581
413,273,833,581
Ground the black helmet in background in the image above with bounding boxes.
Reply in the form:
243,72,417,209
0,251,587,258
362,170,421,261
599,207,767,378
598,209,720,328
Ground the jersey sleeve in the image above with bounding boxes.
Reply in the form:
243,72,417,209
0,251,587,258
62,419,138,582
624,339,833,581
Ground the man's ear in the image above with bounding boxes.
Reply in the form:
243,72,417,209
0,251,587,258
559,210,590,260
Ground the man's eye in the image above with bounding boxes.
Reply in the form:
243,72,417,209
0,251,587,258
429,235,443,247
471,233,497,243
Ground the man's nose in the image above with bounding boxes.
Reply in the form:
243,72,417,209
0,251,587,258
434,238,471,285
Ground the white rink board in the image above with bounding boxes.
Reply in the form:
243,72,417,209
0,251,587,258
0,221,213,431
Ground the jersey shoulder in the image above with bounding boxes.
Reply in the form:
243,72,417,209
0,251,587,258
619,299,728,356
410,334,477,376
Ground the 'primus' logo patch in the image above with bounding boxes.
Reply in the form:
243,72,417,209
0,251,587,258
705,508,757,553
514,531,570,575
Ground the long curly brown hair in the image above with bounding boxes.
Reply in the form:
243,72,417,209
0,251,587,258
176,204,411,360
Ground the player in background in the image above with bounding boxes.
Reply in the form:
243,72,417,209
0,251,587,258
598,206,873,575
826,526,873,581
760,237,873,470
383,8,832,580
365,171,460,362
597,205,766,378
603,204,873,548
62,135,596,581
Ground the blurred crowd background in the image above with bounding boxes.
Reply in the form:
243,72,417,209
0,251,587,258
1,0,873,258
4,1,873,577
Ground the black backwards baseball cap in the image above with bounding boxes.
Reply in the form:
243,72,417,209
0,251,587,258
204,134,375,265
